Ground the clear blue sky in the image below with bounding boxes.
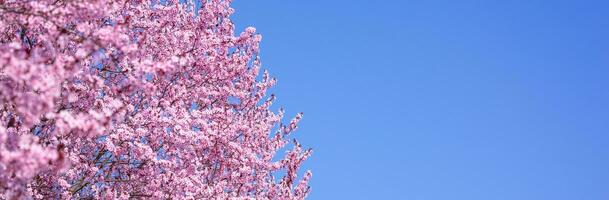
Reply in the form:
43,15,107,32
231,1,609,199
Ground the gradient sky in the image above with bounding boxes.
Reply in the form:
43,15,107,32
230,1,609,199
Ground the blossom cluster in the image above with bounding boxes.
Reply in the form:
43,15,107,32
0,0,311,199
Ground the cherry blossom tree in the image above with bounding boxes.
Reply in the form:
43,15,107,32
0,0,312,199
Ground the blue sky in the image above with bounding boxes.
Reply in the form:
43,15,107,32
231,1,609,199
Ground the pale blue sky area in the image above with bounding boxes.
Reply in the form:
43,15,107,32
231,1,609,199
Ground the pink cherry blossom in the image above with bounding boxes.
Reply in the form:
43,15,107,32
0,0,312,199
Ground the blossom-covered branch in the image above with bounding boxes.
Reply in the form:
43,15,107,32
0,0,312,199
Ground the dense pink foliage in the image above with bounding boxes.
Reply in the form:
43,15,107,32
0,0,311,199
